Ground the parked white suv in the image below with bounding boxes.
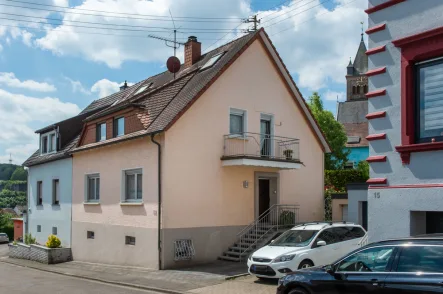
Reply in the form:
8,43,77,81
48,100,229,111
247,222,367,278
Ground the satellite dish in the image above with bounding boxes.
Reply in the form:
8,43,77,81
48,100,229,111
167,56,181,74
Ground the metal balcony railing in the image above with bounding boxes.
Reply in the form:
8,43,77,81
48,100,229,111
222,132,300,162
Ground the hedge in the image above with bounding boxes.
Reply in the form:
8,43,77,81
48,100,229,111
325,169,366,190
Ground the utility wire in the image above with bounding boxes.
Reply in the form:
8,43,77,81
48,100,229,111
0,16,242,34
261,0,320,24
3,0,244,20
203,22,245,53
0,22,227,40
270,0,361,36
258,0,306,19
0,3,242,23
263,0,332,28
0,11,240,31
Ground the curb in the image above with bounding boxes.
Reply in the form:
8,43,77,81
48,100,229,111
224,273,250,280
0,259,184,294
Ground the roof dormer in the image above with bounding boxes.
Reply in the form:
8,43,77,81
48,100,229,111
40,130,57,155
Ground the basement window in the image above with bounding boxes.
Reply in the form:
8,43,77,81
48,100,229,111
37,225,41,233
125,236,136,245
52,227,57,235
200,52,224,70
174,239,195,261
87,231,95,239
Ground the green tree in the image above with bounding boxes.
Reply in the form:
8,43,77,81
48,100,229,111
0,212,13,240
0,164,18,181
357,161,370,181
10,167,27,181
308,92,350,170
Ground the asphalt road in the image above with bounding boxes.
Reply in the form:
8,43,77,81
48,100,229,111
0,243,9,257
0,262,163,294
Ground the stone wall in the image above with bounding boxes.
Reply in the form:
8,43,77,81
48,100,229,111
8,243,72,264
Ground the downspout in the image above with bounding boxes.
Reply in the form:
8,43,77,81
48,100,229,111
151,134,162,270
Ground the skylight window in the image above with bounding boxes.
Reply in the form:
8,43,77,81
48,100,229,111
201,52,224,70
347,136,361,144
134,83,152,95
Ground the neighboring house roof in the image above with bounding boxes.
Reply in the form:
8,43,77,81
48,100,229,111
72,28,331,153
342,122,369,147
0,208,18,216
337,100,368,124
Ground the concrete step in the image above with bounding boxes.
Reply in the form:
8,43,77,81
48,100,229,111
218,255,240,262
229,246,253,252
224,250,242,257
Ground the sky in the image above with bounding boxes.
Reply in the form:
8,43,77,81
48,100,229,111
0,0,368,164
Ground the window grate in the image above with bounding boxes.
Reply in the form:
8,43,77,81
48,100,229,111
174,239,195,261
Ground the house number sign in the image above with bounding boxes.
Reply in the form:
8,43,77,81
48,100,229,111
374,192,380,199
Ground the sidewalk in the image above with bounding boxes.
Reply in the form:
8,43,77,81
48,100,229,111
0,257,277,294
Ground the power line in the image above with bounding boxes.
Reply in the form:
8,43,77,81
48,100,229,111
3,0,245,20
0,2,242,23
0,22,228,40
270,0,361,36
203,22,245,53
261,0,320,24
0,11,240,32
0,16,242,34
263,0,333,28
258,0,306,19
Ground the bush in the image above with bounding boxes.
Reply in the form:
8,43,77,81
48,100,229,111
325,169,366,190
24,233,36,245
46,235,61,248
324,186,346,221
279,211,296,226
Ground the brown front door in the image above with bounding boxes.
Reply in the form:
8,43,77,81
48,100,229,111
258,179,270,216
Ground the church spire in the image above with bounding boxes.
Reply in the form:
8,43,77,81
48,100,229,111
353,22,368,75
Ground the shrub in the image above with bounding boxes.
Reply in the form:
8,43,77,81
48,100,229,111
24,233,36,245
279,211,296,226
12,240,17,245
324,186,346,221
46,235,61,248
325,169,366,191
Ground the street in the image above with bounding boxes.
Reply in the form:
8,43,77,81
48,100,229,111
0,262,163,294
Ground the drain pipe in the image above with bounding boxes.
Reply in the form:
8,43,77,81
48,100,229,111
151,134,162,270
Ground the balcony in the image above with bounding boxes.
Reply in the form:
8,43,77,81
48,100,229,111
221,132,302,169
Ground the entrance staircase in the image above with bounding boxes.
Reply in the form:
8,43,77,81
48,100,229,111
219,205,300,262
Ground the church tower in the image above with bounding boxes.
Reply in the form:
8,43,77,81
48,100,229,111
346,31,368,101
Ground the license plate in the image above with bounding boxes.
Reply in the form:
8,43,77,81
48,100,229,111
251,265,267,271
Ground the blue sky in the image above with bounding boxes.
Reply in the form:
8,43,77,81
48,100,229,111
0,0,367,164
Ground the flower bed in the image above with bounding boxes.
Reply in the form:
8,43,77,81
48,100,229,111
8,243,72,264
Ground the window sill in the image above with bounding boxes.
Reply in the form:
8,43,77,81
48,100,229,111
52,204,60,207
83,202,100,206
395,141,443,164
228,134,248,140
120,202,143,206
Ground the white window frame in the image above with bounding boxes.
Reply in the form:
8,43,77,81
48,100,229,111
85,174,100,203
40,130,57,155
260,113,275,157
52,179,60,205
121,168,143,203
229,108,247,138
97,122,106,142
36,181,43,206
114,117,125,137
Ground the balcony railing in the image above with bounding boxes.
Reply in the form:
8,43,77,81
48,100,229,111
222,132,300,162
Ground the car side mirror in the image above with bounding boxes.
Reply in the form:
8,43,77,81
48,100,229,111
271,240,275,243
316,240,326,247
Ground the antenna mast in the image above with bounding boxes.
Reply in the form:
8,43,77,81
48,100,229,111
8,153,12,164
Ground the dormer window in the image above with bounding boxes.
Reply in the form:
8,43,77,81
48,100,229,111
41,130,57,155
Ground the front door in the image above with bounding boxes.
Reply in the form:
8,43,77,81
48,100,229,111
362,201,368,231
258,179,270,216
260,119,271,157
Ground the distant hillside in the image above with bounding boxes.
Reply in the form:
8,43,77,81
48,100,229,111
0,164,19,181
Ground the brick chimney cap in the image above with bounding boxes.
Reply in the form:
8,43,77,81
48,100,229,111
187,36,198,42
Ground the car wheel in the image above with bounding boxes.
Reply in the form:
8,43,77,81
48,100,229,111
298,260,314,269
288,287,309,294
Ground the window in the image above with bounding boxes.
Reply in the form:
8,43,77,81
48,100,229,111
357,86,361,94
396,246,443,273
87,231,95,239
96,123,106,142
49,133,56,152
332,226,366,242
37,225,41,232
114,117,125,137
86,174,100,202
201,52,224,70
352,86,356,94
134,83,152,95
41,136,48,154
337,246,395,272
416,58,443,143
364,85,368,94
344,161,354,169
124,169,142,202
52,179,59,205
52,227,57,235
125,236,136,245
315,228,340,246
229,109,246,135
37,181,43,205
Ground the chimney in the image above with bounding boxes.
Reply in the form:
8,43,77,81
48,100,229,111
120,81,128,91
184,36,201,68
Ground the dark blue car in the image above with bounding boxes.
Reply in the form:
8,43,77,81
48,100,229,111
277,235,443,294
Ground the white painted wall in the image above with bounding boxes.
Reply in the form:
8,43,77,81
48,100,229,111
28,158,72,247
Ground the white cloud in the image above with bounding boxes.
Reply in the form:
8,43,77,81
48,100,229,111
0,88,81,164
0,72,56,92
0,44,2,53
63,76,91,95
91,79,133,98
324,90,346,101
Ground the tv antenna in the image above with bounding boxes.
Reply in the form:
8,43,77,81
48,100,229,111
8,153,12,164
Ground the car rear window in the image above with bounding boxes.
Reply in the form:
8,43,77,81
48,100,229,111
0,233,7,236
332,226,366,242
397,246,443,273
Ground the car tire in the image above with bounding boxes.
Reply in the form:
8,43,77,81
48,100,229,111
298,260,314,269
288,287,309,294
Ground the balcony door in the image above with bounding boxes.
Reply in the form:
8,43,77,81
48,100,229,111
260,117,272,157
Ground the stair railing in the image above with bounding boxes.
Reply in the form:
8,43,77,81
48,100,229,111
237,204,300,260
